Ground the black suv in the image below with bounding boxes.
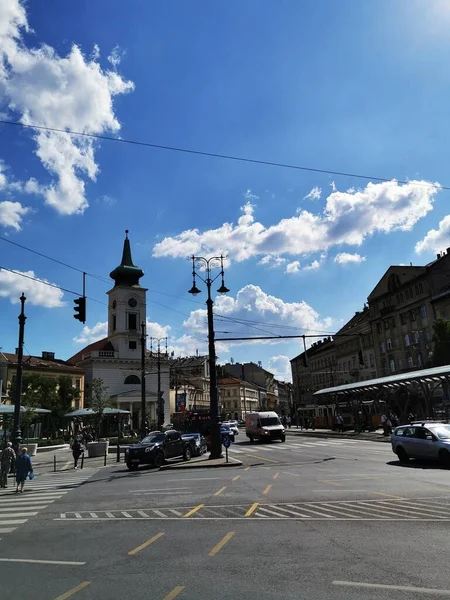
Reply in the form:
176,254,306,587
125,430,194,470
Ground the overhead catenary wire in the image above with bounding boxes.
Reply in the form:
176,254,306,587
0,118,447,190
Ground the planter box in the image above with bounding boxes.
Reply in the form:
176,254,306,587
87,441,109,458
24,443,38,456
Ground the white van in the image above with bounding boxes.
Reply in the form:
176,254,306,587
245,411,285,443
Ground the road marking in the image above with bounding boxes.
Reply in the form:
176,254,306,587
232,475,240,482
129,488,190,492
122,512,133,518
163,586,185,600
372,492,405,499
209,531,235,557
332,580,450,595
0,505,48,512
263,485,272,495
0,519,28,525
153,509,168,518
168,478,223,481
245,502,259,517
214,487,226,497
244,454,280,463
318,480,344,487
128,532,165,555
0,512,37,518
53,581,91,600
0,558,85,566
273,473,279,479
244,467,250,471
183,504,204,518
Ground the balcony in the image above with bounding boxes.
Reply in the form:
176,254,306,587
380,305,396,316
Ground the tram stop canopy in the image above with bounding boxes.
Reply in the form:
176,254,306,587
314,364,450,398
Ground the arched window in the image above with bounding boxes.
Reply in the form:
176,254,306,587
124,375,141,385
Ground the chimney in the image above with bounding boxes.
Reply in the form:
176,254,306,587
447,248,450,255
437,254,441,260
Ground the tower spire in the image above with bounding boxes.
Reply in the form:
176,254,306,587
110,230,144,287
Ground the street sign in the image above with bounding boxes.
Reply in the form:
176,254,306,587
223,435,231,449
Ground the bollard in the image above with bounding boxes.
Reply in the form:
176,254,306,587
53,455,56,472
116,443,120,463
80,452,84,470
104,450,107,467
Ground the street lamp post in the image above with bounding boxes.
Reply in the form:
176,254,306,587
149,337,168,430
12,293,26,452
140,320,147,438
188,255,229,460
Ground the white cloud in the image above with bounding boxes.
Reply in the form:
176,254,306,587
285,260,300,274
146,320,171,340
415,214,450,254
303,260,320,271
0,1,134,215
334,252,367,264
73,321,107,344
0,200,30,230
258,255,286,268
107,45,125,69
268,355,292,382
303,186,322,201
153,180,439,263
0,268,64,307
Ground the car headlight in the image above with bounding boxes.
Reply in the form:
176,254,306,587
144,445,155,453
195,441,200,447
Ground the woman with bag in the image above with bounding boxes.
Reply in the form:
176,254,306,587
15,447,33,493
0,442,16,488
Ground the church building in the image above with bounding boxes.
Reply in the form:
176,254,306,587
69,232,170,429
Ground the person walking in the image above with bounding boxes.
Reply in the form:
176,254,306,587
72,438,84,469
0,442,16,489
15,447,33,493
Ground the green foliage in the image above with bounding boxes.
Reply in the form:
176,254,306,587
85,378,109,437
432,318,450,367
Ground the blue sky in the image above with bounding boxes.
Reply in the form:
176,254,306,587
2,0,450,381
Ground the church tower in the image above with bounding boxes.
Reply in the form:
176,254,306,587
107,231,147,359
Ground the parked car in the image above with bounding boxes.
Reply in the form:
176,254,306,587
182,433,207,456
223,421,239,436
391,422,450,465
125,430,194,470
245,411,285,443
220,424,235,443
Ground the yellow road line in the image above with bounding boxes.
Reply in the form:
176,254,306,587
232,475,240,482
244,466,250,471
163,586,185,600
263,485,272,495
245,502,259,517
273,472,279,479
245,453,280,463
209,531,235,557
318,479,344,487
214,486,226,497
53,582,91,600
183,504,204,518
128,532,164,556
372,492,405,499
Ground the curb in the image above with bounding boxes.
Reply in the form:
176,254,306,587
159,458,243,471
285,430,390,443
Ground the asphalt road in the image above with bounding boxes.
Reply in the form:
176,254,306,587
2,434,450,600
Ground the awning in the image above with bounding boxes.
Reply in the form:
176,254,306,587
314,364,450,397
64,407,130,418
0,405,51,414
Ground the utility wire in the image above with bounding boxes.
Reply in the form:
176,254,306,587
0,118,446,190
0,266,79,296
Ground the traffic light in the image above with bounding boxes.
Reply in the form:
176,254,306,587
73,296,86,323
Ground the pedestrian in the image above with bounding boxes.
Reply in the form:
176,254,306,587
0,442,16,489
72,438,84,469
311,415,316,431
15,447,33,493
381,413,388,436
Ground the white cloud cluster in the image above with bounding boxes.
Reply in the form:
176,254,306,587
0,0,134,215
153,180,439,263
334,252,366,264
73,321,108,344
0,200,30,230
285,261,300,274
303,186,322,201
268,355,292,382
0,268,64,307
415,214,450,254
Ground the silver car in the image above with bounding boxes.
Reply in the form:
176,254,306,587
391,422,450,465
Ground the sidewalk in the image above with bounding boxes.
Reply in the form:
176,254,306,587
285,427,391,443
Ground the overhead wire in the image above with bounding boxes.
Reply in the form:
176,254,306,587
0,118,446,190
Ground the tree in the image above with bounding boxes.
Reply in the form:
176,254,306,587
85,378,109,439
432,318,450,367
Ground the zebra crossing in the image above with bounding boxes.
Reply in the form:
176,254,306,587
228,439,389,454
0,468,98,539
58,496,450,521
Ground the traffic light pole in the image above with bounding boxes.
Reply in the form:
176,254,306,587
140,321,147,438
12,293,26,452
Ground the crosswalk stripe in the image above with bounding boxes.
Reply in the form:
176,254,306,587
0,512,37,518
0,519,28,525
0,528,17,533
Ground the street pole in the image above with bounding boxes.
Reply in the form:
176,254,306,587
12,293,26,452
140,320,146,438
188,255,229,460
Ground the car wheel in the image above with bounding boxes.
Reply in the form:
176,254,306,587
249,434,254,443
127,463,139,471
281,434,286,443
184,447,192,461
439,449,450,467
153,452,165,468
396,447,409,463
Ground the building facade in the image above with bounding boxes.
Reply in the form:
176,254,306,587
218,377,260,419
223,362,277,410
169,356,210,414
69,232,170,430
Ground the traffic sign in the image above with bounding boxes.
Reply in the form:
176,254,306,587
223,435,231,449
